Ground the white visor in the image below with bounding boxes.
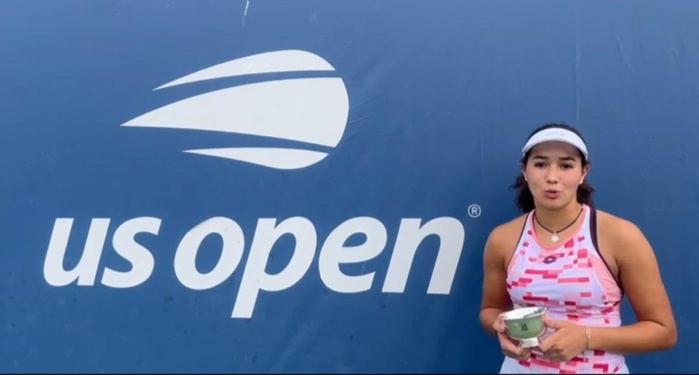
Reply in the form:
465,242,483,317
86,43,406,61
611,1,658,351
521,127,589,160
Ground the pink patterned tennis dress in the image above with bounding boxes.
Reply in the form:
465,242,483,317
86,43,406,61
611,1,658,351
500,205,629,374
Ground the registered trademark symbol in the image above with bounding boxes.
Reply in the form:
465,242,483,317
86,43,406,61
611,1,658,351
468,204,481,218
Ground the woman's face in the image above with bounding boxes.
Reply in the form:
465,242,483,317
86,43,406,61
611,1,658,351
522,141,589,211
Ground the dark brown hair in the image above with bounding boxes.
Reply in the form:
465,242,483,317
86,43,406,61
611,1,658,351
511,123,595,213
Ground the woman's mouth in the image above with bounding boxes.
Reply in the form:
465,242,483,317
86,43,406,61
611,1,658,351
543,190,560,199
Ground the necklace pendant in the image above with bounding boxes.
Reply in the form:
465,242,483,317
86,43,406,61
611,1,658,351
551,233,559,243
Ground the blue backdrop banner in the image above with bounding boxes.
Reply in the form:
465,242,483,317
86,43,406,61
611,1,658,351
1,1,697,373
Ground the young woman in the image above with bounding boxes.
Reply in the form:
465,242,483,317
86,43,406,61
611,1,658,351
479,123,677,374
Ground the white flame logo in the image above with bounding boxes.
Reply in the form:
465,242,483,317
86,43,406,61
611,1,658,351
122,50,350,170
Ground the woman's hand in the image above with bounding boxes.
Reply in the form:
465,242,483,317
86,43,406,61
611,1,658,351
493,316,532,361
537,319,588,361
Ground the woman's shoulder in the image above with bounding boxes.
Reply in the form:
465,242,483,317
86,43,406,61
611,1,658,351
486,212,529,253
592,207,648,247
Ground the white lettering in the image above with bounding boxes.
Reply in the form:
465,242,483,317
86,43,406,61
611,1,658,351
319,217,386,293
233,217,316,318
43,218,110,287
42,215,467,319
101,217,160,288
382,217,465,294
174,217,245,290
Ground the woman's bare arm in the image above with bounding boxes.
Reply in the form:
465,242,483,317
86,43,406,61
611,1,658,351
589,216,677,353
479,222,519,336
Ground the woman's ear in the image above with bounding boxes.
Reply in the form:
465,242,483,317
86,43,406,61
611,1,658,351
581,162,591,184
